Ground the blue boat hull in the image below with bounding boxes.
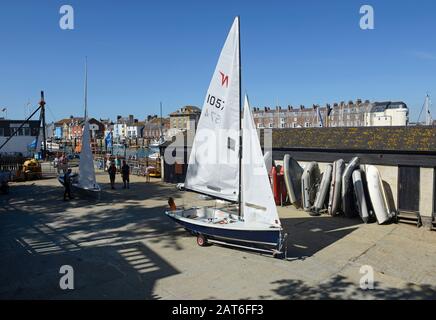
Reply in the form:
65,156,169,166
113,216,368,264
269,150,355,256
167,214,283,252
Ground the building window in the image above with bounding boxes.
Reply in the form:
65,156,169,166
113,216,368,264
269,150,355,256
280,123,286,128
304,122,311,128
269,123,273,128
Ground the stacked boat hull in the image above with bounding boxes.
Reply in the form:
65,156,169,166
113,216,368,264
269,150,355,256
281,155,396,224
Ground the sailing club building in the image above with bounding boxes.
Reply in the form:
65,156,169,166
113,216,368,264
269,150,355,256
160,126,436,231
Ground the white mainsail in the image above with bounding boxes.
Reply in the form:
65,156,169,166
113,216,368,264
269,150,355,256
184,17,240,202
78,119,97,189
242,95,281,227
78,60,97,190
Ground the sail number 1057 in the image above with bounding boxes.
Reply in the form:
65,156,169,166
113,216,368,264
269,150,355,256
207,94,225,110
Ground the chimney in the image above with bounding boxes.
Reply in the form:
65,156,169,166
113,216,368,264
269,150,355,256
264,107,268,112
356,99,362,105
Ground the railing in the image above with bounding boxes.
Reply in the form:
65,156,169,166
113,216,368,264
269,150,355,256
94,156,161,177
0,156,25,180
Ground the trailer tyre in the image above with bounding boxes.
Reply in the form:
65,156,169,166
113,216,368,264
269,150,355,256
196,234,208,247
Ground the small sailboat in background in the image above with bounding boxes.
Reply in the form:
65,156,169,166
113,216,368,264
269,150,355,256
165,17,287,257
58,59,101,199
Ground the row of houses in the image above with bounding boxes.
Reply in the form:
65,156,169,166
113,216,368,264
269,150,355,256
252,100,409,129
51,106,202,146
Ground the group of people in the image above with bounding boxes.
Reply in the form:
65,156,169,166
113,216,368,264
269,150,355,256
53,154,69,174
107,160,130,189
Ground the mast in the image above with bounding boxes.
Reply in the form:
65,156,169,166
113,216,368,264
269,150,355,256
40,91,47,160
160,101,163,142
238,16,242,218
84,57,88,120
426,94,432,126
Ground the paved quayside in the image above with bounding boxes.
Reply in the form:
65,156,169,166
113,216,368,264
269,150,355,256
1,173,435,299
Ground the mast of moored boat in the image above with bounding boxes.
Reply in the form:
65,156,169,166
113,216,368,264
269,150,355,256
84,57,88,120
238,16,243,219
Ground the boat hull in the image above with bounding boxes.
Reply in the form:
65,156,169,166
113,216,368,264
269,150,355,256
352,170,370,223
283,155,303,208
365,165,394,224
328,159,345,216
58,174,101,200
313,164,333,214
166,209,285,254
301,162,321,212
342,157,360,218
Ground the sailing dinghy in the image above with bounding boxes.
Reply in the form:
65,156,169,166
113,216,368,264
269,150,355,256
58,60,101,199
165,17,287,257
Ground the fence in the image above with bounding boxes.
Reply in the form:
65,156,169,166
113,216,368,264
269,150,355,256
94,156,161,177
0,156,25,181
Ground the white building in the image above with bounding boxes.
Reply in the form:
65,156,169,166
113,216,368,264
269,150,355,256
0,120,41,156
126,123,144,139
113,123,127,142
364,102,409,127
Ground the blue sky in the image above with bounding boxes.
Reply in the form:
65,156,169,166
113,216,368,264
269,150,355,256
1,0,436,122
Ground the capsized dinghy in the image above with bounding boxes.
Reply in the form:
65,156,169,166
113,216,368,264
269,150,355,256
352,169,370,223
165,18,287,257
301,162,321,212
328,159,345,216
283,155,303,208
313,164,333,215
365,165,395,224
342,157,360,218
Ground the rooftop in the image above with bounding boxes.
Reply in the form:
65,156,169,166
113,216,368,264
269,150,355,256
265,126,436,153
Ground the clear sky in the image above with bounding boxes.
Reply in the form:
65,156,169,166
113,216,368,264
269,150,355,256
1,0,436,123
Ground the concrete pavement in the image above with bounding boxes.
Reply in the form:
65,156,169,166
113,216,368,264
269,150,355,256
1,173,435,299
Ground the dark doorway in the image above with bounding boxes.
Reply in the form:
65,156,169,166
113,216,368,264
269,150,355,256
398,166,420,213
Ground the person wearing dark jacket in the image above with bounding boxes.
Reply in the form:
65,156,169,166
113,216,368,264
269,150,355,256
108,162,117,189
121,160,130,189
63,168,73,201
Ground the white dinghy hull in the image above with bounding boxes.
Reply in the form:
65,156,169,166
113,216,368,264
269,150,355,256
58,174,101,200
365,165,395,224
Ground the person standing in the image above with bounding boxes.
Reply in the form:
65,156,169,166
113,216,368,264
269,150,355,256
121,160,130,189
63,168,73,201
106,158,111,172
108,161,117,189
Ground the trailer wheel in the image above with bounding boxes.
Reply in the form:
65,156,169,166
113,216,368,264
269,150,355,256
196,234,208,247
